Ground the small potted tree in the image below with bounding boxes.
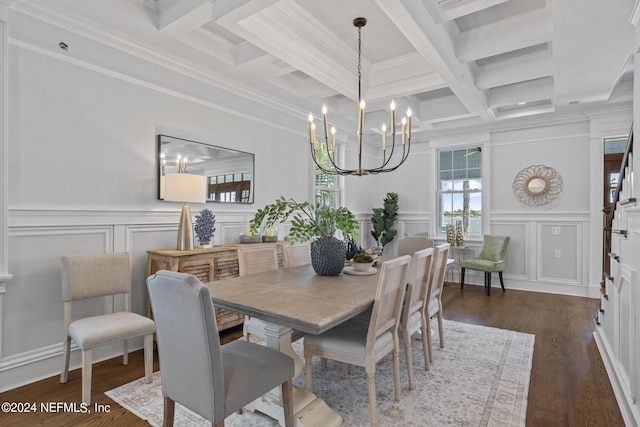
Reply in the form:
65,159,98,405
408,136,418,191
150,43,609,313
371,192,399,254
250,197,359,276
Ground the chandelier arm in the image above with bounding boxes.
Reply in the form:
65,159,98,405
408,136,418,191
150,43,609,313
368,138,411,174
310,138,352,175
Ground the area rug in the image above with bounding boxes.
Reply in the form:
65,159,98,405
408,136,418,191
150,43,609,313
105,320,534,426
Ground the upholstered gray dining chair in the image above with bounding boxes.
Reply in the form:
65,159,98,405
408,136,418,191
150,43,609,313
60,252,155,404
304,255,411,427
147,270,294,427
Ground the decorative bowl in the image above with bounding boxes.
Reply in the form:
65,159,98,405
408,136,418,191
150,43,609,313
352,261,374,272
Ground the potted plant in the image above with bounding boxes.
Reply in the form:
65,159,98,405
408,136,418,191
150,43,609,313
371,192,399,253
352,253,374,272
194,208,216,248
250,197,359,276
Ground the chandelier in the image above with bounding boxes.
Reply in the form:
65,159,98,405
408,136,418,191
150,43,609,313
307,17,412,176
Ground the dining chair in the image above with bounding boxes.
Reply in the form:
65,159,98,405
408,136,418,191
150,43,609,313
282,242,312,268
237,246,280,341
60,252,155,405
147,270,294,427
396,236,433,256
460,235,510,296
399,247,434,387
304,255,412,427
424,243,450,365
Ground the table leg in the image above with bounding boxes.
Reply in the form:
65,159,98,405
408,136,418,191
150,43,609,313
245,321,343,427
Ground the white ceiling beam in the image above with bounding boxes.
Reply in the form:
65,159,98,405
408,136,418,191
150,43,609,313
475,49,552,89
437,0,511,21
367,52,446,101
456,7,552,62
487,77,553,108
156,0,212,35
215,0,360,101
375,0,492,120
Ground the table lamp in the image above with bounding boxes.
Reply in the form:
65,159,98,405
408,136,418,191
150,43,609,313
163,173,207,250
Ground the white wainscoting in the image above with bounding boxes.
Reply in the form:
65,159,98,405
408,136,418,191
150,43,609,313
0,208,258,392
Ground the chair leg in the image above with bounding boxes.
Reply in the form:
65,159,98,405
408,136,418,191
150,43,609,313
425,316,434,364
60,336,71,383
403,332,415,390
366,371,378,427
499,271,506,292
460,267,465,289
163,396,175,427
392,343,401,402
144,334,154,383
81,348,93,405
437,310,445,349
123,339,129,365
281,378,294,427
420,319,431,371
485,272,491,296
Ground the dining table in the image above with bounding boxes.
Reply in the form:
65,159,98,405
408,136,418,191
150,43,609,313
205,264,380,427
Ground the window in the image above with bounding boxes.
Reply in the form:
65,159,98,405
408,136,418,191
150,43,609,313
438,147,482,238
314,142,340,209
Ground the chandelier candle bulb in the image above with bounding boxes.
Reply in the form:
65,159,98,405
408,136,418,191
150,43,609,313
311,123,316,148
382,123,386,151
406,108,412,139
401,117,406,145
322,104,329,138
331,126,336,153
176,155,181,173
183,157,187,173
308,113,314,144
390,100,396,135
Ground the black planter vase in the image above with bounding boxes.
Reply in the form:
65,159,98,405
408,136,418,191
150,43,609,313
311,236,346,276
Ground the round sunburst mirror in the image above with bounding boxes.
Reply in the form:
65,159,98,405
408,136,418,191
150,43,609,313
513,165,563,207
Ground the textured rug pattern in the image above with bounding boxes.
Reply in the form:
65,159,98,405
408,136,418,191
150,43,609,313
105,320,534,426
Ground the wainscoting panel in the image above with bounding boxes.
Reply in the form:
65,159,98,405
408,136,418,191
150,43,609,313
4,226,112,358
492,222,529,279
126,224,177,317
538,222,581,284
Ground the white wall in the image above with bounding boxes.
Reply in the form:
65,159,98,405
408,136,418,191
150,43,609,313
1,7,312,391
0,2,634,394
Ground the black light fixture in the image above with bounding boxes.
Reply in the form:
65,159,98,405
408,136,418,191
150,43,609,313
307,17,412,176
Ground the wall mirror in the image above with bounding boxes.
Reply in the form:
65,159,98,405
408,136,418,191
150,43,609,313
158,134,254,203
512,164,563,207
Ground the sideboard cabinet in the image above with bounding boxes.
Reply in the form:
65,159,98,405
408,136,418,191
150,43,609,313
147,242,284,331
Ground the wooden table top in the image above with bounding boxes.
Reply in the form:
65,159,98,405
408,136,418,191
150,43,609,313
205,265,379,335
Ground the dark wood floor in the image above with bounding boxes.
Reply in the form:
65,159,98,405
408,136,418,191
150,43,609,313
0,284,624,426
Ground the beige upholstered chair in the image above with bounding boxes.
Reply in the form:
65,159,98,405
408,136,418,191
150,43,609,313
237,246,280,341
304,255,412,427
147,270,294,427
396,236,433,256
460,235,510,296
283,243,312,268
399,247,434,386
60,252,155,404
424,243,450,365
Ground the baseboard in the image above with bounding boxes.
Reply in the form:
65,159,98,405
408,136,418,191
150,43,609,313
593,323,640,427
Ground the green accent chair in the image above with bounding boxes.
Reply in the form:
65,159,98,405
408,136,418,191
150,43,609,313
460,235,510,296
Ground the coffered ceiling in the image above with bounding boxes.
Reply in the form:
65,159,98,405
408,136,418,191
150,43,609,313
12,0,638,140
